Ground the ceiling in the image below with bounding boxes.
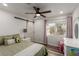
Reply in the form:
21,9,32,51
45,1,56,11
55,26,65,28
0,3,79,20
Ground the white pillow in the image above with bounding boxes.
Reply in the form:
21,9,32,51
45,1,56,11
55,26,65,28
4,39,15,45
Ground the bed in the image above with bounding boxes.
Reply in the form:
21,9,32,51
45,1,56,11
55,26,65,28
0,34,48,56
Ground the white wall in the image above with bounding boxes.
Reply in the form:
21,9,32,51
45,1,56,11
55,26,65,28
73,6,79,39
0,9,34,39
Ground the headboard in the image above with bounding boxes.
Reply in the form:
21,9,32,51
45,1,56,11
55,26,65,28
0,34,21,45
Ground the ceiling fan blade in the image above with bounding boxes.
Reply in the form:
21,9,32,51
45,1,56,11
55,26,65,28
40,14,46,18
40,10,51,14
33,6,40,13
25,13,35,14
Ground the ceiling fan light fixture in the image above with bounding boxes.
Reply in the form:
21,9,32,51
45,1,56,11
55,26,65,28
36,14,40,16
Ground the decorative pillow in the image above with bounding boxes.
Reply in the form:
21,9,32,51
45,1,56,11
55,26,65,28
12,35,21,43
4,39,15,45
15,37,21,43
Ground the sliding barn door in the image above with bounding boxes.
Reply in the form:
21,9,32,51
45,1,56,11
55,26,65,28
34,20,44,44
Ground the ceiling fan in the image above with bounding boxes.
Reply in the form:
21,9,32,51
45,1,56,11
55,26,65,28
25,6,51,18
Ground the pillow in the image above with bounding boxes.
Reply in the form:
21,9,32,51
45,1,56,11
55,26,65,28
12,35,21,43
4,39,15,45
15,37,21,43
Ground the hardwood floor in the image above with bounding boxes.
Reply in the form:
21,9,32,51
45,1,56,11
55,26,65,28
48,49,63,56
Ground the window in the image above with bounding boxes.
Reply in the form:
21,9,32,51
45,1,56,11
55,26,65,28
46,22,66,37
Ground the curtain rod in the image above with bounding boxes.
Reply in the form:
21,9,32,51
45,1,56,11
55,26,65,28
14,17,34,23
